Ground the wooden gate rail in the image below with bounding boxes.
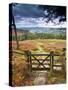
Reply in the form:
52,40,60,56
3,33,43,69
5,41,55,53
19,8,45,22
25,51,64,72
10,50,65,72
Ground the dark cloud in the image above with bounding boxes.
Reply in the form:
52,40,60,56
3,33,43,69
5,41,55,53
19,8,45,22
12,4,45,18
11,3,66,25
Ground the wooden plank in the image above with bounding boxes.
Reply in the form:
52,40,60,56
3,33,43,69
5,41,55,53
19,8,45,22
53,65,62,67
31,59,50,61
32,67,50,71
32,64,50,68
54,54,64,56
31,54,62,56
31,54,50,56
32,62,50,65
32,60,50,64
9,50,24,55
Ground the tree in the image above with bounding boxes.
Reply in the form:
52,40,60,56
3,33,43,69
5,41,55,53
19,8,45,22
38,5,66,24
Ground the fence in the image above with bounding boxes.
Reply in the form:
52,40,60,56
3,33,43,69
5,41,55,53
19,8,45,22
10,50,65,72
25,51,64,72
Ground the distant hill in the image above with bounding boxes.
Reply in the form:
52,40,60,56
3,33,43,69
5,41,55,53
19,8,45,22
17,27,66,34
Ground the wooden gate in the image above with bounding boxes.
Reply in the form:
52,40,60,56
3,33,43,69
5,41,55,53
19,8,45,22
25,51,61,72
11,50,65,72
31,52,51,71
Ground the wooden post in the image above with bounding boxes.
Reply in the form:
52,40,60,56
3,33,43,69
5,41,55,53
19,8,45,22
24,51,32,72
50,51,54,72
9,4,19,49
29,51,32,72
24,51,30,71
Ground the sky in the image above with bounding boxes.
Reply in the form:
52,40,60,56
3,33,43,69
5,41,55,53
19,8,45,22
12,3,66,28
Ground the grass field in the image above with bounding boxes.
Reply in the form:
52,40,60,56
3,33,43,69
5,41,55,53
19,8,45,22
10,39,66,86
12,39,66,53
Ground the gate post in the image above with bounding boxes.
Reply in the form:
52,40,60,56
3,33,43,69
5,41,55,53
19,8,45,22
24,50,30,72
24,50,32,72
50,51,54,72
29,51,32,72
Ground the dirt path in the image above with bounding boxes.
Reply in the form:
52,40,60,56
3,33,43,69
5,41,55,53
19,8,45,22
31,71,48,85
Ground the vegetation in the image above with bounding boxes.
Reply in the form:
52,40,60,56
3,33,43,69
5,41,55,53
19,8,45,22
10,39,66,86
11,52,33,86
11,31,66,41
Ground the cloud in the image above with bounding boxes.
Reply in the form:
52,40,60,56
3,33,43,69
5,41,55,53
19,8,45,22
15,17,66,28
13,4,45,18
12,4,66,28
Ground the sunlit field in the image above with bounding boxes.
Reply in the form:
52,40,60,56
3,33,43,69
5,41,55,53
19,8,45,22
10,39,66,86
12,39,66,51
